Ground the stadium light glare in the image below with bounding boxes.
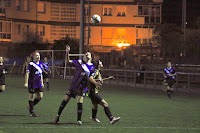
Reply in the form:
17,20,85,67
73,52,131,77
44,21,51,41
118,43,130,48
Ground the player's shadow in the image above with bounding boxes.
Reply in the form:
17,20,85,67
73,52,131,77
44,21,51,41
27,122,93,125
0,114,26,117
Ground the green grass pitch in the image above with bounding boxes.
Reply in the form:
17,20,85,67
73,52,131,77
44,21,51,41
0,75,200,133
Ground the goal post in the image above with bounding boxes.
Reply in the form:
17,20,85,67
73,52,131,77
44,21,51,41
36,46,85,79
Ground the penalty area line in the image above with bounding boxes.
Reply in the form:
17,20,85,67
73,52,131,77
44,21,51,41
0,126,199,130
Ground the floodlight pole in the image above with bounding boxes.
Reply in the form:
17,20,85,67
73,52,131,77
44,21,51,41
80,0,85,59
87,0,91,52
64,45,68,79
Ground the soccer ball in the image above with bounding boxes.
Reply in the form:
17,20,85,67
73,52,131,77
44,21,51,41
91,14,101,23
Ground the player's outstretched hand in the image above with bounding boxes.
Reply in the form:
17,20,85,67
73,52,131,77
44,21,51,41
66,45,70,52
24,83,28,88
95,81,102,88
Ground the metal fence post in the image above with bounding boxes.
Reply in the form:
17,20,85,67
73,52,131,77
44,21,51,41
154,72,156,88
109,70,111,85
176,73,178,92
134,71,136,87
125,71,127,86
188,74,191,93
144,72,146,88
117,70,119,86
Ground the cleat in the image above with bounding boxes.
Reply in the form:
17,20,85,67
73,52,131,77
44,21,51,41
30,112,37,117
90,117,100,123
55,115,60,123
110,117,120,125
77,121,82,125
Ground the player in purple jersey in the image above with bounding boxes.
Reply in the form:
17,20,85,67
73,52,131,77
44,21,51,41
55,46,102,125
24,52,44,117
43,57,51,91
0,57,8,94
163,62,176,98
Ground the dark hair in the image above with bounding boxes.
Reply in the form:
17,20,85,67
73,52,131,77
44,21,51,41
92,60,100,69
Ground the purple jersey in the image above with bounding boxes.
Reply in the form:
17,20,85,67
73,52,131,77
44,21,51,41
43,62,49,72
164,67,176,79
27,61,43,89
69,60,95,91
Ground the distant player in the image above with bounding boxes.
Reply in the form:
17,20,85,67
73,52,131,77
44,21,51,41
55,46,101,125
0,57,8,93
24,52,44,117
22,56,31,75
88,60,120,124
43,57,51,91
163,62,176,98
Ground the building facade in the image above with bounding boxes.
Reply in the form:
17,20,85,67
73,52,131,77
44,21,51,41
0,0,163,52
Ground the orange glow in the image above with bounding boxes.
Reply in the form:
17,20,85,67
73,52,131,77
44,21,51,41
118,43,130,48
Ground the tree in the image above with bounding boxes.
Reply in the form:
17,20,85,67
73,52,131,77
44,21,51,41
153,24,183,61
52,37,79,53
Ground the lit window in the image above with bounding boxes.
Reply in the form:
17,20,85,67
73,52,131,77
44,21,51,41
117,6,126,16
103,6,112,16
37,2,46,13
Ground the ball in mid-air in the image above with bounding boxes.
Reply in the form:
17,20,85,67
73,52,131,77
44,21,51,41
91,14,101,23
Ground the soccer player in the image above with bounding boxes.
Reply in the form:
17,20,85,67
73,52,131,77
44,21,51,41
0,57,8,93
88,60,121,124
55,46,101,125
24,52,44,117
22,56,31,75
163,62,176,98
43,57,51,91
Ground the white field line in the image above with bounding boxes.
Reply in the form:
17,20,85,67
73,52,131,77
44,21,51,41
0,126,199,130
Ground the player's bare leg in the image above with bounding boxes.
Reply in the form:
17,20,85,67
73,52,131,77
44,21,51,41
167,86,171,98
28,93,37,117
77,96,84,125
55,95,71,123
100,99,120,124
90,104,100,123
0,85,5,93
45,78,50,90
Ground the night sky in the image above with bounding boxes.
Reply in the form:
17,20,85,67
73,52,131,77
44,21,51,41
162,0,200,28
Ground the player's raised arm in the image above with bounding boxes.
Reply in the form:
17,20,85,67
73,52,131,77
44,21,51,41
66,45,73,63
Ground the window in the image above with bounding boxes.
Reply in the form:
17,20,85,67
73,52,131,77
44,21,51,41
151,7,156,15
156,17,160,23
143,6,149,15
26,25,29,33
37,2,46,13
156,6,160,16
103,6,112,16
24,0,30,12
85,6,90,16
145,16,149,24
150,16,155,23
136,39,141,45
138,6,142,15
0,0,11,7
117,6,126,16
17,24,21,34
38,26,45,36
16,0,22,11
0,20,11,40
143,39,148,44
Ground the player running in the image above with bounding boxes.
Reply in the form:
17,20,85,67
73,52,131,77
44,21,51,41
163,62,176,98
88,60,120,124
0,57,8,93
22,56,31,75
55,46,101,125
43,57,51,91
24,52,44,117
